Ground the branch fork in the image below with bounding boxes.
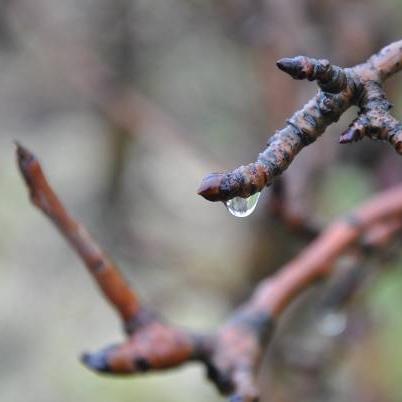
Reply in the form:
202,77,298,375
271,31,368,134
198,40,402,204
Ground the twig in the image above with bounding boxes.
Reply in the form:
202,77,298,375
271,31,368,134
16,143,140,325
198,40,402,203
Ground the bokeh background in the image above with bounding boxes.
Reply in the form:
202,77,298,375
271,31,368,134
1,1,402,401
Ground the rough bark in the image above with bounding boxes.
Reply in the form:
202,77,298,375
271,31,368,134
198,40,402,203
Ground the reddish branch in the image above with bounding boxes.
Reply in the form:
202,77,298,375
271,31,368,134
198,40,402,203
16,143,141,325
250,187,402,317
16,143,208,367
17,144,402,401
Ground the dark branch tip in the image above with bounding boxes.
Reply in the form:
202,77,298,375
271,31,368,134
15,142,36,172
276,56,310,79
81,351,111,373
276,57,303,78
197,172,225,201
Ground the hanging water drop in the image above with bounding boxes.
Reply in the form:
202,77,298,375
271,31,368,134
225,192,261,217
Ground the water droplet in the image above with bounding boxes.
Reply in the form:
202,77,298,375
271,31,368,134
225,192,261,218
317,311,347,337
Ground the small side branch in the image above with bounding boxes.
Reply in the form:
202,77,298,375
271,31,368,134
246,185,402,318
340,81,402,152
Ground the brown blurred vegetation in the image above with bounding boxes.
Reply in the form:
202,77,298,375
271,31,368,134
1,1,402,401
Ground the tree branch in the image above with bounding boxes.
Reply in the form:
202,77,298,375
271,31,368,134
198,40,402,203
16,143,402,401
16,143,141,326
16,142,212,372
247,185,402,317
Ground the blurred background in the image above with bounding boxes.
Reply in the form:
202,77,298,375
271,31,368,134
1,1,402,401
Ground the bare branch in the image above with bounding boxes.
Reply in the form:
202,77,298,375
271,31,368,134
198,40,402,203
16,146,402,401
16,143,141,325
245,185,402,318
16,142,212,373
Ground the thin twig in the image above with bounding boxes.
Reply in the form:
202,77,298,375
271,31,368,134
16,143,141,325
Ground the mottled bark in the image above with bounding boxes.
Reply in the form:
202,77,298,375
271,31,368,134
198,40,402,203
